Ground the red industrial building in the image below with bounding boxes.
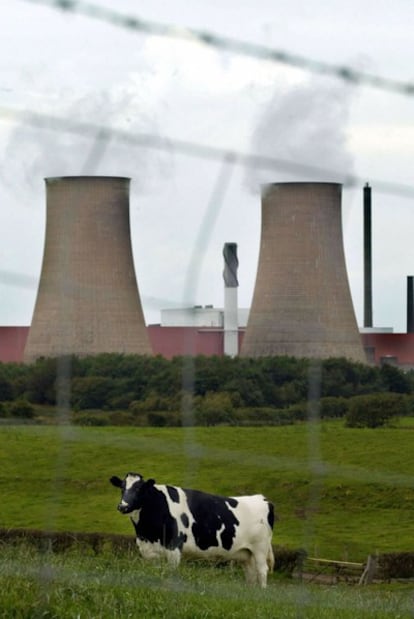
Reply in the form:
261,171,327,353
1,324,414,368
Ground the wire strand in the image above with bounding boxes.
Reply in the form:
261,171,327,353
2,106,414,198
21,0,414,97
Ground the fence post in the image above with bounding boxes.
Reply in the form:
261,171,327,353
358,554,377,585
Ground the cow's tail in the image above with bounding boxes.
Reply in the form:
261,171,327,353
267,500,276,573
267,500,276,529
266,542,275,572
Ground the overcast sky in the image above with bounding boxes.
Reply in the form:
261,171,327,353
1,0,414,331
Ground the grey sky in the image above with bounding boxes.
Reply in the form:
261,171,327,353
1,0,414,331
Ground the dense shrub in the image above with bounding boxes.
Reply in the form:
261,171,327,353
129,391,172,413
147,411,181,427
71,410,109,426
0,528,134,554
380,363,412,394
108,411,139,426
238,407,294,426
321,358,383,397
404,394,414,415
71,376,115,410
24,357,59,404
0,375,14,401
286,402,308,421
8,399,35,419
2,353,413,422
108,392,137,410
145,412,166,427
128,400,151,420
320,396,349,419
273,546,307,576
378,552,414,579
195,392,235,426
345,393,408,428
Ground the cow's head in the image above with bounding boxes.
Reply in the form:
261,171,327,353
110,472,155,514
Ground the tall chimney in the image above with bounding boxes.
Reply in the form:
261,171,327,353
24,176,152,361
241,182,366,362
363,183,373,327
223,242,239,357
407,276,414,333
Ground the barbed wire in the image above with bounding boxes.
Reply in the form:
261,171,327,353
22,0,414,97
2,105,414,199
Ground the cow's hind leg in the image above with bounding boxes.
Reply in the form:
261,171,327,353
242,553,258,586
253,550,271,588
243,551,270,588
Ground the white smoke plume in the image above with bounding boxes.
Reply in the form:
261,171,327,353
0,79,172,201
246,76,355,192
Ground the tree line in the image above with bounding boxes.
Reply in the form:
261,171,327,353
0,354,413,427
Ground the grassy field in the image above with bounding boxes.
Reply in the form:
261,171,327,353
1,421,413,561
0,543,413,618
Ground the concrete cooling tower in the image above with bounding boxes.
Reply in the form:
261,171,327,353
24,176,152,362
241,182,366,362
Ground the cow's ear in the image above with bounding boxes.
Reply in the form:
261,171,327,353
110,476,123,488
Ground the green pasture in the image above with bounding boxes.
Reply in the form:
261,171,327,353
1,421,413,561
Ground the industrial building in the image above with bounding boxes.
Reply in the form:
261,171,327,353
1,177,414,368
2,319,414,368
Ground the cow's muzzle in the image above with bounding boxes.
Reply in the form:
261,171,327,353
117,503,131,514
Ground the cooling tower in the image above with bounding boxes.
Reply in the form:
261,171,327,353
24,176,152,362
240,182,366,362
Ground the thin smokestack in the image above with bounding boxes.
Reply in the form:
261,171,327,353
363,183,373,328
407,276,414,333
223,242,239,357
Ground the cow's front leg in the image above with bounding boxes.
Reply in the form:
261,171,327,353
165,548,181,568
137,539,181,568
136,539,165,562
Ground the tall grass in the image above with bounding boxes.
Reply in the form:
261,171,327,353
0,422,413,560
0,543,413,618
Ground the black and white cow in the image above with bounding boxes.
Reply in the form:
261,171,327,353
110,472,275,587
